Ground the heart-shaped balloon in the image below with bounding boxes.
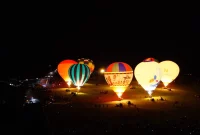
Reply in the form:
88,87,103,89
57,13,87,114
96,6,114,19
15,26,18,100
159,60,180,87
134,61,161,96
57,59,77,87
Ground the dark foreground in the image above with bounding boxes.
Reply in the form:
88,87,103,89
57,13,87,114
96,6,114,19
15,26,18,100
1,78,200,135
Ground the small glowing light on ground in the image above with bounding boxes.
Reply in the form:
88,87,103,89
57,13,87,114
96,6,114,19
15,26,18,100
109,99,131,104
100,69,105,73
30,97,40,103
76,92,87,95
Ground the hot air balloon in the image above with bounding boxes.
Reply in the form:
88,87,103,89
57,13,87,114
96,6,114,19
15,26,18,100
143,57,159,62
77,58,95,74
134,61,161,96
68,64,90,90
57,60,77,87
104,62,133,99
159,60,180,87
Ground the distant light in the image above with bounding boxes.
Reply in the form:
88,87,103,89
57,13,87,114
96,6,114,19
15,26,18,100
30,97,39,103
100,69,105,73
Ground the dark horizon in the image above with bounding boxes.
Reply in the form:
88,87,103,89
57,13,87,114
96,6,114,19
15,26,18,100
1,39,199,78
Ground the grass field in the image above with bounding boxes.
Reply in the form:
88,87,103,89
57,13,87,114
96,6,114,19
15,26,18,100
37,80,200,134
44,81,200,120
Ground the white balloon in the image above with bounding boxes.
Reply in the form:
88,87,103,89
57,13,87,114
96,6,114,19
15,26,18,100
134,61,161,95
159,60,180,87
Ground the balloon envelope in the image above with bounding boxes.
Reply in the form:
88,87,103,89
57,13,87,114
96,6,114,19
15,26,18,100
57,60,77,85
159,60,180,87
68,64,90,90
143,57,159,62
77,58,95,74
134,61,161,96
104,62,133,98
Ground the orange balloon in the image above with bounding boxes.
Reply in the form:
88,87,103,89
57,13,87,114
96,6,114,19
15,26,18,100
57,60,77,83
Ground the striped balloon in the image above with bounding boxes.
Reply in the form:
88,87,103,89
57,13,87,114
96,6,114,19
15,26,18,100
68,64,90,88
106,62,133,72
104,62,133,98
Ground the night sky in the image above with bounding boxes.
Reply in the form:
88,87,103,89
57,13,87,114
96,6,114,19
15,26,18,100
1,4,199,79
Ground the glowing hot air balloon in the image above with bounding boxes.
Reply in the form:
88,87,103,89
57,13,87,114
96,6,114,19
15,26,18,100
159,60,180,87
57,60,77,87
77,58,95,74
104,62,133,99
143,57,159,62
134,61,161,96
68,64,90,91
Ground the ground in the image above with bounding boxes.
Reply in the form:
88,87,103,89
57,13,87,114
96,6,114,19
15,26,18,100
39,80,200,134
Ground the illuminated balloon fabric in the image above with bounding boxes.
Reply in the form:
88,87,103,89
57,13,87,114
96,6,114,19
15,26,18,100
68,64,90,88
143,57,159,62
105,62,133,72
104,62,133,98
57,60,77,83
134,61,161,95
77,58,95,74
159,60,180,87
